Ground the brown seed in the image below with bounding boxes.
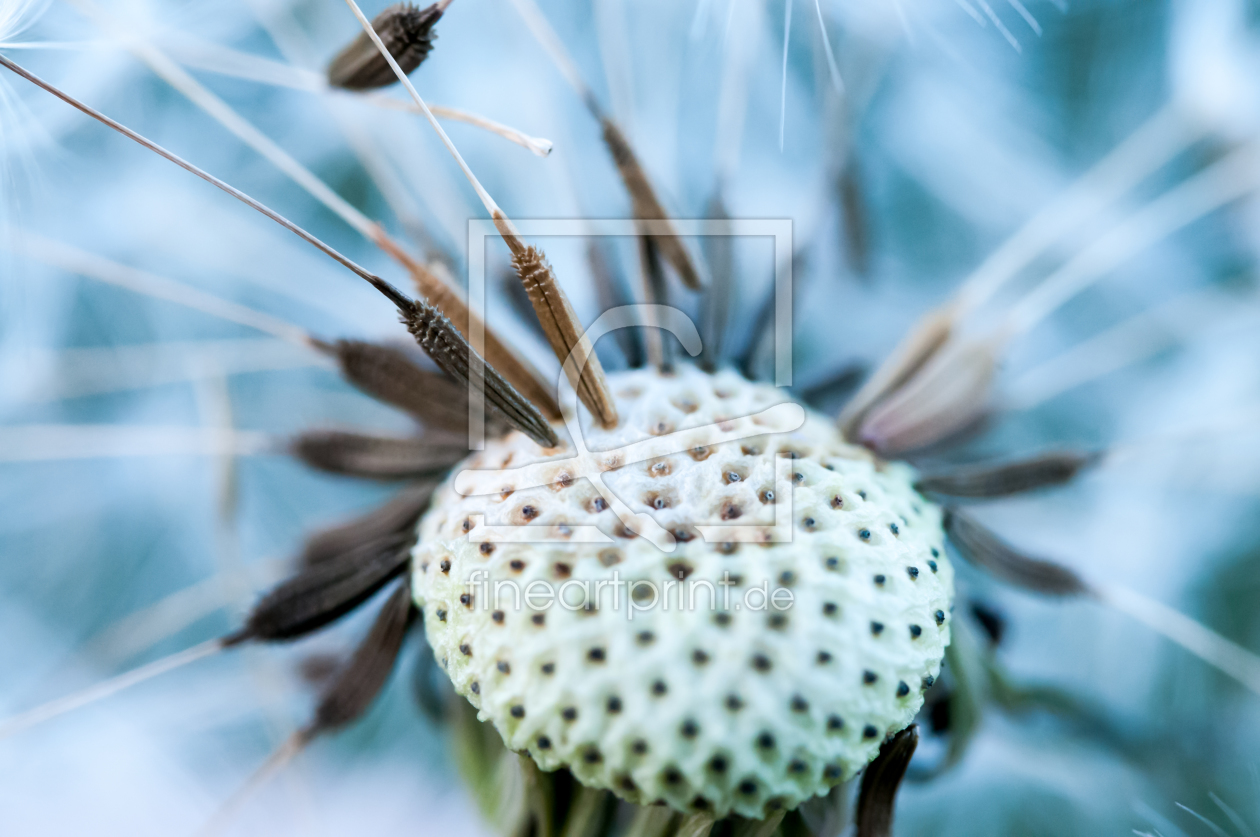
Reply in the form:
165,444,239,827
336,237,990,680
402,299,559,447
945,509,1088,596
291,430,464,481
511,244,618,428
327,3,444,92
916,450,1101,498
854,726,919,837
600,119,702,290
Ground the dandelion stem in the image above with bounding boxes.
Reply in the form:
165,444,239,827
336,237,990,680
954,0,987,28
12,233,322,350
1006,0,1041,36
1099,584,1260,697
845,104,1206,432
0,639,225,739
82,559,285,667
0,425,276,461
1004,145,1260,338
504,0,603,116
957,104,1201,317
8,340,323,403
67,0,377,237
974,0,1019,51
1102,406,1260,466
779,0,793,153
1004,288,1258,411
714,0,759,185
812,0,844,94
0,54,415,312
197,732,308,837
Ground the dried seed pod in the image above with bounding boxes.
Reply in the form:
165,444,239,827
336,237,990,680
512,245,619,428
402,298,561,448
291,429,466,480
943,510,1089,597
415,365,954,818
328,3,444,91
915,450,1100,498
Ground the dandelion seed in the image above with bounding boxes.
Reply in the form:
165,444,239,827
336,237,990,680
327,2,447,91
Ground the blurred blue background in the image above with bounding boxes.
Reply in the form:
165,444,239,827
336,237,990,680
3,0,1260,834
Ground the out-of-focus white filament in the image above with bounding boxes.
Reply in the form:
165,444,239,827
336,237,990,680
1099,584,1260,697
0,639,225,740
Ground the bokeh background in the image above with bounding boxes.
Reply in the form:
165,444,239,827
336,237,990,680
3,0,1260,834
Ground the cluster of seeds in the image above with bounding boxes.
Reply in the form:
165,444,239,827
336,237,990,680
413,365,953,818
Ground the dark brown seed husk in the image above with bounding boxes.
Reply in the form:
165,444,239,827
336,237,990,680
306,579,417,733
236,533,412,643
373,233,561,422
301,482,437,568
916,450,1100,498
328,3,443,91
291,429,465,480
855,725,918,837
944,510,1090,596
402,299,560,448
334,339,478,434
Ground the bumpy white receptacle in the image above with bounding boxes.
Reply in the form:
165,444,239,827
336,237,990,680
413,365,952,819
